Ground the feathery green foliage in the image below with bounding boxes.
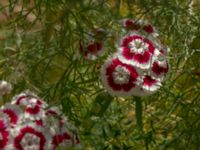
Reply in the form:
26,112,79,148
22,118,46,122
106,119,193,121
0,0,200,149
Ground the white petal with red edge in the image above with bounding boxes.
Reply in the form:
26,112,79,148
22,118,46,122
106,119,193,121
1,104,22,126
117,51,152,70
150,49,169,79
11,124,50,150
0,112,10,150
100,55,141,97
141,75,162,93
118,34,157,69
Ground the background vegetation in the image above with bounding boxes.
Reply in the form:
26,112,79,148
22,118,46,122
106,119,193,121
0,0,200,149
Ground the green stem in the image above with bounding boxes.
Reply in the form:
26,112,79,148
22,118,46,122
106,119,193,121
135,97,143,132
135,97,149,150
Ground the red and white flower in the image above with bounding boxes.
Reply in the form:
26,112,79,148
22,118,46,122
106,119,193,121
1,104,21,127
45,107,60,117
0,92,80,149
100,56,140,96
122,19,143,31
100,20,169,96
0,113,9,150
79,40,104,60
151,49,169,79
79,28,106,60
24,98,45,120
141,75,161,93
11,93,47,120
51,132,73,150
122,19,158,36
12,92,37,106
143,24,155,34
118,34,157,69
117,74,162,97
12,125,48,150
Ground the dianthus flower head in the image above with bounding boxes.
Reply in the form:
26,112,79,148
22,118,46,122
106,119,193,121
100,19,169,97
100,55,141,97
0,91,80,150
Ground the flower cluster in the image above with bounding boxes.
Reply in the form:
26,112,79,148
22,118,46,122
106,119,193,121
0,92,80,150
100,19,169,97
79,28,106,60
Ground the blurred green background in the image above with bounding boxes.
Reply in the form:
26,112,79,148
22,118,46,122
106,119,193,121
0,0,200,149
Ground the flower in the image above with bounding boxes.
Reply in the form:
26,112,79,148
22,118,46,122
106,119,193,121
1,104,22,126
11,92,39,106
150,49,169,79
52,132,73,150
122,19,143,31
0,113,9,149
143,24,154,34
0,81,12,96
0,91,80,149
118,33,157,69
79,28,106,60
79,40,104,60
11,93,46,120
24,98,45,120
129,75,162,97
100,19,169,97
141,75,161,93
13,125,47,150
100,56,140,96
122,19,158,35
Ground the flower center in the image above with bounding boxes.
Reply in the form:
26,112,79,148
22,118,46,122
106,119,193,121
21,133,40,148
128,39,148,53
113,66,130,84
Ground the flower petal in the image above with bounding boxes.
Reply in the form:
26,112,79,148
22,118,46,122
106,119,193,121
100,55,140,97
